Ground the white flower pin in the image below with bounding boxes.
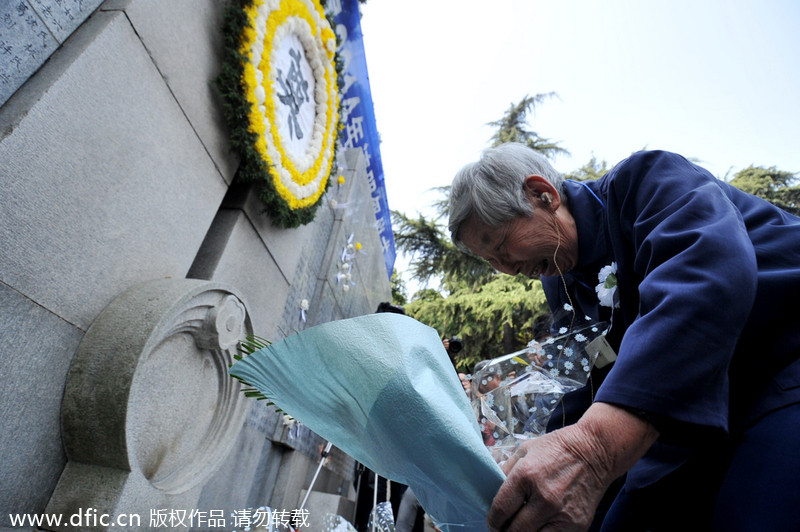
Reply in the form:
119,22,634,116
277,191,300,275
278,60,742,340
596,262,620,308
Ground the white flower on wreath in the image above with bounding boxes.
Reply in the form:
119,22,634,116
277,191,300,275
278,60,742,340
596,262,620,308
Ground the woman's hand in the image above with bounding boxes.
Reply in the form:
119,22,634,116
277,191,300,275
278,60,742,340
487,403,659,532
487,426,607,531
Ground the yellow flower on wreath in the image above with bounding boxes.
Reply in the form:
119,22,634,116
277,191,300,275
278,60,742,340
239,0,339,211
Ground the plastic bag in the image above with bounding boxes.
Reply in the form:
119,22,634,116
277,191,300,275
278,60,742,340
470,321,610,462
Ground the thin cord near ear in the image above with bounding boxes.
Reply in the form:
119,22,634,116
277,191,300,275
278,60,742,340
552,212,597,419
550,210,584,429
551,213,575,333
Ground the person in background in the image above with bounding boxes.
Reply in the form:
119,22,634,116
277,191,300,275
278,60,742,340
442,335,472,396
395,487,425,532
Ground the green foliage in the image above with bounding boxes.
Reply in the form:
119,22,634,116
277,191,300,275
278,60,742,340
391,210,494,293
488,93,569,159
406,275,549,372
728,165,800,216
391,202,548,371
231,335,271,400
563,154,611,181
390,268,408,306
230,335,289,415
427,185,453,220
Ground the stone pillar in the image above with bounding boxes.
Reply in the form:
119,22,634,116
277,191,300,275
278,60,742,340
45,279,251,531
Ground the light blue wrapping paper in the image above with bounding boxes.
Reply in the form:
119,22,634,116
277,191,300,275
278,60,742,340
229,313,505,531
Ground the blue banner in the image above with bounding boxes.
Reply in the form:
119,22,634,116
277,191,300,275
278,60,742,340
326,0,396,280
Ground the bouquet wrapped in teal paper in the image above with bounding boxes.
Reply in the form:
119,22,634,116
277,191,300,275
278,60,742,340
229,313,505,532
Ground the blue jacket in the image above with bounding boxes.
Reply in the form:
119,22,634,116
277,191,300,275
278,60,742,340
542,150,800,486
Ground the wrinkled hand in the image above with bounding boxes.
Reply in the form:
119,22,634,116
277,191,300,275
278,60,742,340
487,403,659,532
487,427,607,531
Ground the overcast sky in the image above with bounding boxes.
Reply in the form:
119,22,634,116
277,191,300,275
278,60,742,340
359,0,800,224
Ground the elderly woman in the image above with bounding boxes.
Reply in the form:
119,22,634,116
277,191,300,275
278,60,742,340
449,143,800,532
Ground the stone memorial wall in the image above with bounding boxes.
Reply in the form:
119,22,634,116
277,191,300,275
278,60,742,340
0,1,391,529
1,0,104,108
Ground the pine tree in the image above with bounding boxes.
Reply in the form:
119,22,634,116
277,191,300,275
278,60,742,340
487,93,569,158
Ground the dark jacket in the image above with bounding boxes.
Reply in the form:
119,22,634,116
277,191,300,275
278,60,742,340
542,150,800,487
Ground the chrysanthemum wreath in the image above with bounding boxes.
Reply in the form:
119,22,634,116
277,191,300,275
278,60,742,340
218,0,340,227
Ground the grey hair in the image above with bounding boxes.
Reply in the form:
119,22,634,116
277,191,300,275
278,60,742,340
449,142,565,252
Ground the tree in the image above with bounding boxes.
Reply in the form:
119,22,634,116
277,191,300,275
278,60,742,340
391,94,570,370
390,210,493,293
392,198,553,370
406,275,549,372
728,165,800,217
390,268,408,307
487,93,569,159
563,154,611,181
